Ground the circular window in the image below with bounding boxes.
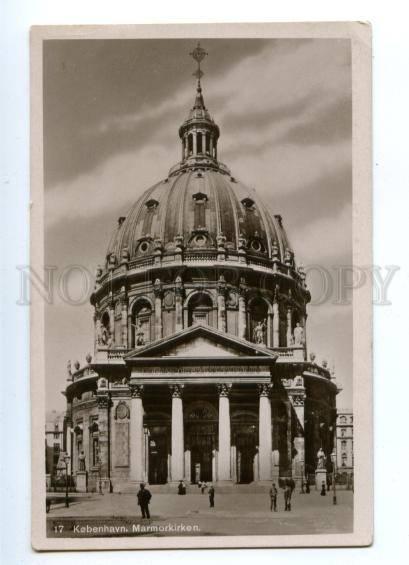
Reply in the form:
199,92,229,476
193,234,206,247
139,241,149,253
251,240,262,252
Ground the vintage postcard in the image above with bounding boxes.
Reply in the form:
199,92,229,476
30,22,372,550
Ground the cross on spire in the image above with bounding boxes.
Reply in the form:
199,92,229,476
190,42,208,86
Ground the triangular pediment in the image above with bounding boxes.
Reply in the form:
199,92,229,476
125,324,276,361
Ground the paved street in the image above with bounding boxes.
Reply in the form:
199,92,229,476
47,489,353,537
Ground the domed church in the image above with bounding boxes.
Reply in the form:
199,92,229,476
63,44,338,492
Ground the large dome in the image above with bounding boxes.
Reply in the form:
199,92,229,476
102,78,301,279
105,168,294,268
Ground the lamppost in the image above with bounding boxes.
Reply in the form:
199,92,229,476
64,453,71,508
331,448,337,505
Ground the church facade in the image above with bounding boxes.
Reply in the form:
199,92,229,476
63,46,339,492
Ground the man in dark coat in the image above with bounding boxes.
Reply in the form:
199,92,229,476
284,479,292,511
269,483,278,511
208,485,215,508
137,483,152,519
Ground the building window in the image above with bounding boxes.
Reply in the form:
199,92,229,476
53,443,60,453
132,300,152,346
197,132,203,153
92,437,100,467
341,452,347,467
188,292,213,327
341,440,347,450
341,428,346,437
54,423,59,439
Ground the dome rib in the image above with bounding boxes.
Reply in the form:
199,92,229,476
220,175,240,249
252,190,273,259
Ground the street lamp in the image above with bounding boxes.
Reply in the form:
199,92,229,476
64,453,71,508
330,448,337,505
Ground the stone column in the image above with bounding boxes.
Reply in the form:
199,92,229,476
96,392,111,486
143,428,149,482
184,450,191,483
175,277,184,333
289,384,306,483
272,301,279,347
170,385,184,482
258,384,272,481
286,307,293,346
153,279,163,340
121,299,128,347
286,400,293,474
217,384,232,482
193,131,197,155
267,312,273,348
238,287,247,340
94,313,101,353
129,384,144,482
217,276,227,332
210,134,214,157
109,301,115,345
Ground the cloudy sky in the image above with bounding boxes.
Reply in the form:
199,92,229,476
44,38,352,411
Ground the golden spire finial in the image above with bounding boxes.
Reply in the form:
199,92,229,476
190,42,208,86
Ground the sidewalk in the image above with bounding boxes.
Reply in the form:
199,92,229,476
47,489,353,537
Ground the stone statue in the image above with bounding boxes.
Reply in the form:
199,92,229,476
99,325,110,346
293,322,304,345
316,447,326,469
253,319,266,344
136,331,145,346
132,321,145,346
78,450,86,471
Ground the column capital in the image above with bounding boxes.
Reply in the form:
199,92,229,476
96,393,111,409
289,392,306,407
129,384,144,399
258,383,272,397
170,384,184,398
217,383,232,397
153,278,163,298
238,277,248,298
174,276,184,296
217,274,227,295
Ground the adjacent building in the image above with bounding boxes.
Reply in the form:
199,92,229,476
45,410,65,483
336,409,354,479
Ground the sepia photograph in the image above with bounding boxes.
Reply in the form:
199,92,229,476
30,23,372,550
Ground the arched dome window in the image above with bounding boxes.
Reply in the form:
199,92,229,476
99,311,111,346
248,297,269,345
187,292,213,327
197,132,203,153
131,299,153,347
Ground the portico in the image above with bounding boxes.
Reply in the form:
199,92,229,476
123,324,278,486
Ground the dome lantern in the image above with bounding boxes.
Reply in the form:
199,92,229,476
175,43,221,174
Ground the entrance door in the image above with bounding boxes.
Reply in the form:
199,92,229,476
188,425,215,483
148,432,168,484
236,432,257,483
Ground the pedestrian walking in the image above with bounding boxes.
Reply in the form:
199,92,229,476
178,480,186,495
284,480,292,511
320,481,326,496
208,484,215,508
137,482,152,519
201,481,207,494
305,477,310,493
269,483,278,511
